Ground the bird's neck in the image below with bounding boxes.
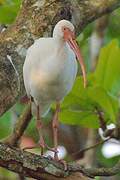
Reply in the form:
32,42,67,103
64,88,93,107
55,40,68,58
53,36,64,43
53,37,67,52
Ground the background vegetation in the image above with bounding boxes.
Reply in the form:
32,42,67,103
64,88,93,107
0,0,120,179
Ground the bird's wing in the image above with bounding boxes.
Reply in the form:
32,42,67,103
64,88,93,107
23,38,55,97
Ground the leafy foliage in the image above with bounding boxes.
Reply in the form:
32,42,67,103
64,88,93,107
60,40,120,128
94,40,120,95
0,0,21,24
0,1,120,178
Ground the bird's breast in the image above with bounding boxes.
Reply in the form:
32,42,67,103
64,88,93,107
30,49,77,103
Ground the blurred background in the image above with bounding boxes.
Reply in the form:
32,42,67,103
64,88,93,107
0,0,120,179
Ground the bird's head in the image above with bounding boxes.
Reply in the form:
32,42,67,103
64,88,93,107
53,20,87,88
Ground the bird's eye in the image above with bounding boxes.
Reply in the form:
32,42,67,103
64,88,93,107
63,27,66,31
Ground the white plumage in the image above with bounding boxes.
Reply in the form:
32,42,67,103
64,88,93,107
23,20,86,158
23,20,79,116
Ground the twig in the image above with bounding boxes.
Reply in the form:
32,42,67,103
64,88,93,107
72,137,111,157
103,128,115,138
96,107,106,131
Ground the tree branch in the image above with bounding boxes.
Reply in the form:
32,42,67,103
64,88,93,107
0,1,120,179
72,137,111,157
0,142,119,180
69,160,120,178
0,0,120,116
4,104,32,146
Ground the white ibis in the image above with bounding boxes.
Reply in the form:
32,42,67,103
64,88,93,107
23,19,87,160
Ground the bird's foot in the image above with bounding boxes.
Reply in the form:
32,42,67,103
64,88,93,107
52,148,68,171
58,159,67,171
22,143,46,156
22,136,46,155
45,145,58,154
22,145,67,170
22,140,58,156
53,153,67,171
22,143,44,152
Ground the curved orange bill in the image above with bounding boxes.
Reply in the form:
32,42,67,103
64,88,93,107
64,29,87,88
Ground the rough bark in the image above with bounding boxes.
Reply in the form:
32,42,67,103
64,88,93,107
0,0,120,116
0,142,120,180
0,0,120,179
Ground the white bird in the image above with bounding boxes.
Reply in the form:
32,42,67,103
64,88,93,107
23,19,86,159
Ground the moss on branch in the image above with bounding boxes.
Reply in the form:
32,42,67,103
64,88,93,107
0,142,119,179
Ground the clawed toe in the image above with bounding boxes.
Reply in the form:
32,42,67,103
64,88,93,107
59,159,67,171
22,145,67,170
53,156,67,171
46,145,58,153
22,145,37,151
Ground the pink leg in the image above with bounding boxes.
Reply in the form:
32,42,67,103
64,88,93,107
23,100,57,154
36,106,58,155
52,102,68,170
36,105,45,155
23,104,46,155
52,102,60,160
22,98,45,152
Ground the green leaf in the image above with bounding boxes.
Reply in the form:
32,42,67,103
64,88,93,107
60,74,118,127
60,39,120,127
60,110,99,129
0,0,5,5
94,39,120,96
0,0,21,24
87,86,119,123
60,76,100,129
61,76,95,111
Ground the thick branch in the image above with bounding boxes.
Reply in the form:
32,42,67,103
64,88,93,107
0,0,120,116
0,142,119,179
